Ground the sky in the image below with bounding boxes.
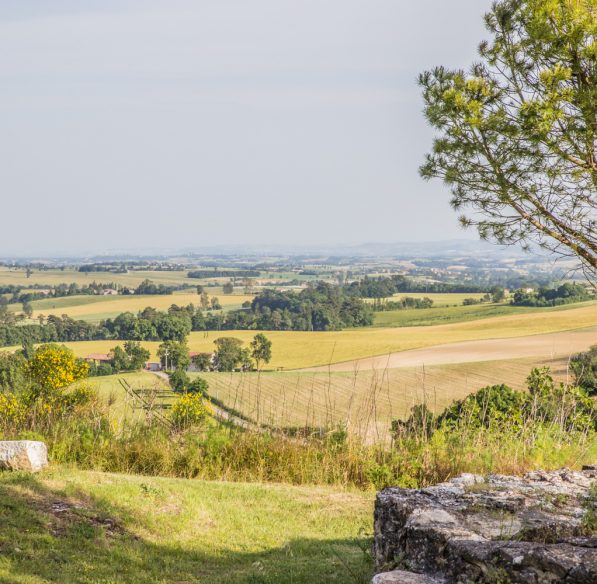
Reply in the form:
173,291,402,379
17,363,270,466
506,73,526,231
0,0,494,255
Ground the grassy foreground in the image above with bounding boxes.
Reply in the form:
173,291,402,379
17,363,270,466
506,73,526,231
0,468,373,584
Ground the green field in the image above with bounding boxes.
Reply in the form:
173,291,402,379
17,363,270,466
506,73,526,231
0,468,373,583
0,266,315,289
370,301,590,327
366,292,488,307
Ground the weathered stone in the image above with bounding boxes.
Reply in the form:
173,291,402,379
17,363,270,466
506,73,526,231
371,570,439,583
0,441,48,472
373,468,597,583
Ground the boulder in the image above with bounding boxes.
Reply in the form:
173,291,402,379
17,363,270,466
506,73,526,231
373,468,597,583
0,441,48,472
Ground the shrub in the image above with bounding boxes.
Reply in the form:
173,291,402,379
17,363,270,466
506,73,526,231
26,344,88,393
188,377,208,395
168,369,190,393
570,345,597,396
393,368,596,439
0,392,25,430
171,393,211,430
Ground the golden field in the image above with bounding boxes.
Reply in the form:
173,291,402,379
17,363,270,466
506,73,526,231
13,292,254,322
48,301,596,369
194,355,571,438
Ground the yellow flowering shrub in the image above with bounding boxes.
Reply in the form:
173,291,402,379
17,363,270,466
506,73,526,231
27,344,89,392
0,392,26,429
171,393,211,430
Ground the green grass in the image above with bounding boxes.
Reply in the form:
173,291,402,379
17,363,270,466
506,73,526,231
7,295,120,314
0,468,374,583
87,371,171,423
366,292,488,307
371,299,595,327
372,303,507,327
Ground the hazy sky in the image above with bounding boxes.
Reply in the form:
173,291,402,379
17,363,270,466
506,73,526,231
0,0,494,255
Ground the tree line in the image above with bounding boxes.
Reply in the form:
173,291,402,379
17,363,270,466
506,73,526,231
511,283,591,307
344,275,491,298
187,269,260,279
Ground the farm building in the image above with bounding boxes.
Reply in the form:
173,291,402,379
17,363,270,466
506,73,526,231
85,353,112,365
188,351,214,372
145,362,162,372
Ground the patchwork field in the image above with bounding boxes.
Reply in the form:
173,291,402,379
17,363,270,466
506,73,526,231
49,301,597,369
0,266,313,288
10,292,254,322
0,267,194,287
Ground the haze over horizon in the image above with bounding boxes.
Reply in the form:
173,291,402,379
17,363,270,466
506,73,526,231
1,0,493,254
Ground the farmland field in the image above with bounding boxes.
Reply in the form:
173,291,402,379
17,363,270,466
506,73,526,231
373,302,536,327
366,292,488,306
40,301,597,370
10,292,254,322
87,353,572,441
192,355,571,439
0,266,311,288
0,267,195,287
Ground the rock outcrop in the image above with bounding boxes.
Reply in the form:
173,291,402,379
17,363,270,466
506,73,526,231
0,440,48,472
373,467,597,583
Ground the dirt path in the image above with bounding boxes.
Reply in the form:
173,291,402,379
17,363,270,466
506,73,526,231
303,329,596,372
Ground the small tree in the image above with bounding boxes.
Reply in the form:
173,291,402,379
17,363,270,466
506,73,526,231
200,292,210,311
22,301,33,319
250,333,272,371
124,340,150,369
157,340,190,371
192,352,212,372
490,286,506,303
222,281,234,294
213,337,244,372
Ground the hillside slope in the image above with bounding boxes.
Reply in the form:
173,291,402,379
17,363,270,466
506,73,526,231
0,468,373,584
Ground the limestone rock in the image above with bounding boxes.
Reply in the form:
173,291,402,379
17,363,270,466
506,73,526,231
373,468,597,583
0,441,48,472
372,570,439,583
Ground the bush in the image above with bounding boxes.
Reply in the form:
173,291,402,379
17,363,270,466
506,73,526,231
88,361,113,377
570,345,597,395
171,393,211,430
0,382,95,437
168,369,190,393
393,368,596,439
188,377,208,395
